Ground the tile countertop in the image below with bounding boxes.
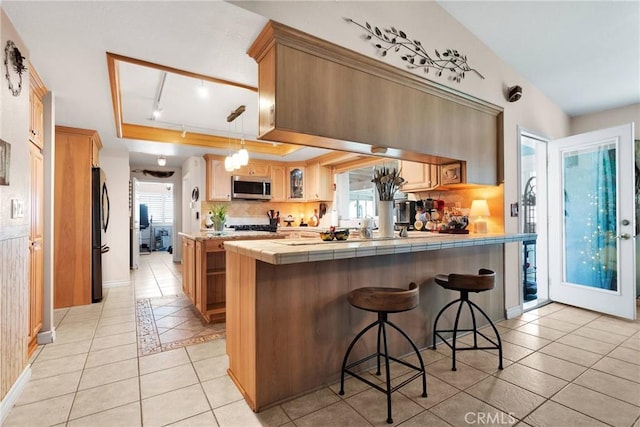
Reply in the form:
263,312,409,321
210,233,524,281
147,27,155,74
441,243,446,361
178,231,279,240
224,232,536,265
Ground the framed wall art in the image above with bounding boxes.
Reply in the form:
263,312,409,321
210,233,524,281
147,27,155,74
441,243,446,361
0,139,10,185
441,162,462,185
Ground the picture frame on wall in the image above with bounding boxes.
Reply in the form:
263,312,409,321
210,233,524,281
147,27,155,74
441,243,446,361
0,139,10,186
441,162,462,185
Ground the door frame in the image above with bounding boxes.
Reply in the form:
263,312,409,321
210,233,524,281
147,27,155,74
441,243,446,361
517,127,551,312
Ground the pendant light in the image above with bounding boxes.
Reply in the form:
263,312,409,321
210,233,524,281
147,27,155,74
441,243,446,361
224,126,235,172
238,115,249,166
224,105,249,171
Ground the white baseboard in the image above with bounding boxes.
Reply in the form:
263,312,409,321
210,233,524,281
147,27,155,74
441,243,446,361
0,366,32,424
506,305,523,319
103,280,131,288
37,328,56,345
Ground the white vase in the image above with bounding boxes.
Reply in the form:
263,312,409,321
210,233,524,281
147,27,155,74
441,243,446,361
378,200,395,238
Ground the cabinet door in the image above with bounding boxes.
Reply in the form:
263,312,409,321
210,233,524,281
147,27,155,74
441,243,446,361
28,144,44,354
206,158,232,201
182,238,195,303
270,165,286,202
400,160,438,191
287,166,305,201
306,162,333,201
250,163,270,177
29,90,44,149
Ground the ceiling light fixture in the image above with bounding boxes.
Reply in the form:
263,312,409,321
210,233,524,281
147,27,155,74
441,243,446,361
157,155,167,167
238,115,249,166
197,80,209,98
181,125,187,138
224,105,249,171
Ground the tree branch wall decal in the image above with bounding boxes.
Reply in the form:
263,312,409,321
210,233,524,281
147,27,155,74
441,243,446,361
346,18,484,83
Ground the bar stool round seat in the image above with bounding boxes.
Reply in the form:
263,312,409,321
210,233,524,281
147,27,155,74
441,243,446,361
340,283,427,424
432,269,503,371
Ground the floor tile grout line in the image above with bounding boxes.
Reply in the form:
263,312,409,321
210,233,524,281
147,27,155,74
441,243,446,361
64,288,108,425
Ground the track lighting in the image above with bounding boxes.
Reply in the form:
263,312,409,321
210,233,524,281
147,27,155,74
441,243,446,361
181,125,187,138
157,155,167,166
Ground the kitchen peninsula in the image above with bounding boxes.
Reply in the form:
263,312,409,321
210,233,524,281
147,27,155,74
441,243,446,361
224,232,533,411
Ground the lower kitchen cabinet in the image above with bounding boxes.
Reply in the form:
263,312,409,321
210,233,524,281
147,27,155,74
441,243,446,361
181,234,285,323
195,239,227,322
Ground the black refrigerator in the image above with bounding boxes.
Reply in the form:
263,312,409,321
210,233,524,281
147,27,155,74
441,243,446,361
91,167,110,302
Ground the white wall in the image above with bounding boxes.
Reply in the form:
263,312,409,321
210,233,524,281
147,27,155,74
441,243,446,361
182,156,205,237
571,103,639,139
100,149,131,285
237,1,571,312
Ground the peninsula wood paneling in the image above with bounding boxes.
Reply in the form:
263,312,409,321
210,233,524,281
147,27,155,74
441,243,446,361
248,21,504,185
226,245,505,411
1,236,29,400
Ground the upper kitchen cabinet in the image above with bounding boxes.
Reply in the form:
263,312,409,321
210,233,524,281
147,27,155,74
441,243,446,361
204,155,231,201
270,164,287,202
305,162,333,201
288,166,305,201
248,21,504,185
29,68,46,150
236,162,269,177
399,160,440,192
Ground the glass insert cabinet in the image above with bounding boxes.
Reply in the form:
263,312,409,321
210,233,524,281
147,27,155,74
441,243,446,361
288,167,304,200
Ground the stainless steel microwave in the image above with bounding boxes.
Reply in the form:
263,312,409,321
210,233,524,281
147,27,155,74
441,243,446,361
231,176,272,200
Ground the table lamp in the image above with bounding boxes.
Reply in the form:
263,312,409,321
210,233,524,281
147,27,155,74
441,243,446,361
469,200,490,233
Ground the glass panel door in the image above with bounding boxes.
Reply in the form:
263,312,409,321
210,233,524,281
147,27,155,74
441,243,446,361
548,124,636,319
563,144,618,290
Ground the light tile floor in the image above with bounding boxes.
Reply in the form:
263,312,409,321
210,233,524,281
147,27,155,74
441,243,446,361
5,252,640,426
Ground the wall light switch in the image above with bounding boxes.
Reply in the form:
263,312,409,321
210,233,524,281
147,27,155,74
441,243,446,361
11,199,24,218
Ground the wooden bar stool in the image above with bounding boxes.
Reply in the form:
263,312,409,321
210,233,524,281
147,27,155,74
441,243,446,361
339,283,427,424
432,269,503,371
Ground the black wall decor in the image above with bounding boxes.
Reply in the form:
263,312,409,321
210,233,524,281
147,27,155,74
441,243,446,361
3,40,27,97
346,18,483,83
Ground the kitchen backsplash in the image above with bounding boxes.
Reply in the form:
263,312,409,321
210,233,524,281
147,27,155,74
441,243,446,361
416,184,504,233
201,200,334,228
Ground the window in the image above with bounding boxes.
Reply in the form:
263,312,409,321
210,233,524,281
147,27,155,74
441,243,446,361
137,182,174,225
336,160,401,220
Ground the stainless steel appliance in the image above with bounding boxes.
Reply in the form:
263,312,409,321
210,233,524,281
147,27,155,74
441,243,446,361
395,200,417,230
231,175,272,200
91,167,110,303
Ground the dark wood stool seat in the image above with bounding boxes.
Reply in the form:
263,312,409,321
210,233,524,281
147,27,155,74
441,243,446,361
340,283,427,424
348,285,419,313
432,269,503,371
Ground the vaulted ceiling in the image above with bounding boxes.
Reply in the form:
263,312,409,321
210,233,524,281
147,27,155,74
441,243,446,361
4,1,638,168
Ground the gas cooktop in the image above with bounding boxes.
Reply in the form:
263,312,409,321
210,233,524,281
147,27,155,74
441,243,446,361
231,224,277,232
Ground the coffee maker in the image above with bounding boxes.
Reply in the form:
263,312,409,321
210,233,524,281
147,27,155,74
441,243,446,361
394,200,417,230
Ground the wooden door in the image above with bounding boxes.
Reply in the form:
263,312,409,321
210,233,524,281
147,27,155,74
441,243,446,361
28,143,44,354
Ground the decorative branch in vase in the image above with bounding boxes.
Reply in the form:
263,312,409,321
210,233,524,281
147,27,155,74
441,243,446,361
345,18,484,83
372,166,405,201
